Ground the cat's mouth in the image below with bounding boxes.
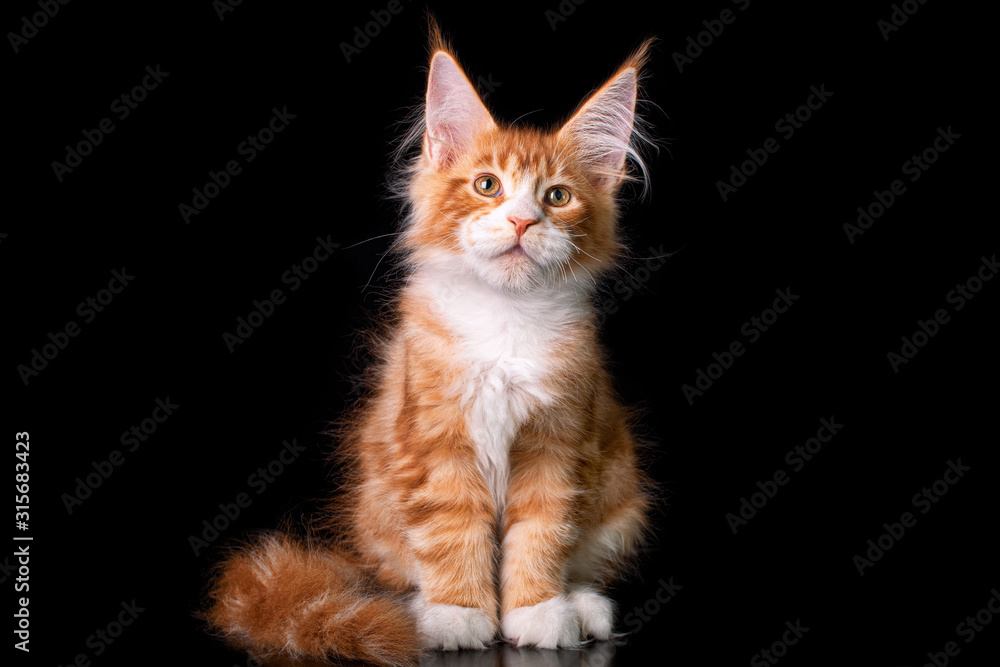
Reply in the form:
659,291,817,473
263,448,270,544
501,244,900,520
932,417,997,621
499,244,532,260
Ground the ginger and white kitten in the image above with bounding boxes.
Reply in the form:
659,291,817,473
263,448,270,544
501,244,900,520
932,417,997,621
205,24,655,666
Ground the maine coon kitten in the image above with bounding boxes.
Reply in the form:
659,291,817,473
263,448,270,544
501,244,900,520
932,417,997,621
204,23,656,666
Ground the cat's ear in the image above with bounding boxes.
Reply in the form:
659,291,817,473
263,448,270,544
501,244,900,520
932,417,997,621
557,39,654,192
423,50,496,170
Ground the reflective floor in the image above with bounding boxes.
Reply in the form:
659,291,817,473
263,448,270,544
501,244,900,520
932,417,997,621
256,641,618,667
419,642,617,666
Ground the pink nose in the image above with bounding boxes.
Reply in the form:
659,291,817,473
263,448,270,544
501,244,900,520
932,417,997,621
508,216,537,239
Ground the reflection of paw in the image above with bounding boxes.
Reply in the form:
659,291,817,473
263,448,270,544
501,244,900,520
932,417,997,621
502,596,581,648
413,598,496,651
567,588,614,640
420,649,501,667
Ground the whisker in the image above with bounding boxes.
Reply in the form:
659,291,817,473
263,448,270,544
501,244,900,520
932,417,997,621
509,108,544,125
432,204,463,224
569,256,597,286
342,232,402,250
362,249,391,293
566,239,603,265
565,214,594,228
628,242,688,261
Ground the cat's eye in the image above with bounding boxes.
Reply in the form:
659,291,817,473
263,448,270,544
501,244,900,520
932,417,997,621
545,186,572,207
473,175,502,197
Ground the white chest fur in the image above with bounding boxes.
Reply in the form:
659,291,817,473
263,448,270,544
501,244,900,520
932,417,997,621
415,263,587,511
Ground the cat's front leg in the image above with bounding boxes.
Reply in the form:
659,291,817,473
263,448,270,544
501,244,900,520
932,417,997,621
403,433,499,650
499,442,600,648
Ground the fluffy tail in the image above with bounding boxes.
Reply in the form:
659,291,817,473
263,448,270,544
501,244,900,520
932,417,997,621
203,533,421,666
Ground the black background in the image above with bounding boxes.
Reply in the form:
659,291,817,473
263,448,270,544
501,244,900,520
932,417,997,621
5,1,996,665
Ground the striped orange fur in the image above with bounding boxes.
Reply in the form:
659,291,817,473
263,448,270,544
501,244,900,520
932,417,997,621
204,20,656,666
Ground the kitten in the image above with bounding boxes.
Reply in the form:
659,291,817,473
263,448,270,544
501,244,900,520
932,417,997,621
204,21,656,666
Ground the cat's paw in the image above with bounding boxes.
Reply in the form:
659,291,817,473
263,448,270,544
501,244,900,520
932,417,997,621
567,587,614,640
413,598,496,651
501,596,581,649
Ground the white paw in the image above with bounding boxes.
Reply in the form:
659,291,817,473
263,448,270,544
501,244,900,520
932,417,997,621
567,587,614,640
502,595,581,648
413,598,496,651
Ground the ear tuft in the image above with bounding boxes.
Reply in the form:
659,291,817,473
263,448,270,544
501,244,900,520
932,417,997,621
426,12,449,56
422,21,495,170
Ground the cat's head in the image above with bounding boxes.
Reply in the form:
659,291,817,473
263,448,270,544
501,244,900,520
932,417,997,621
397,25,654,295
